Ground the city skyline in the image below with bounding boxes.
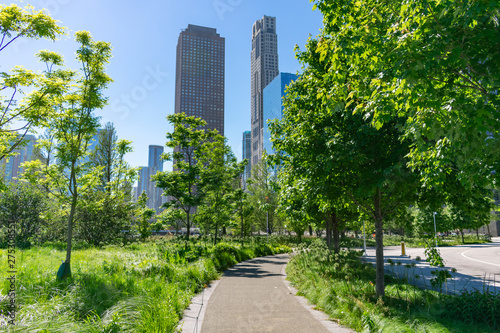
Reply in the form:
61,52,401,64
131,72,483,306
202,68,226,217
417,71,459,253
3,1,323,170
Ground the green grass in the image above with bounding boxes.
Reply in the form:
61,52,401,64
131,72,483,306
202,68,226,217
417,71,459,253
0,237,291,332
287,239,498,333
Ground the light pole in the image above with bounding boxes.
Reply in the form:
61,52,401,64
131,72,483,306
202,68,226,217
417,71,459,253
433,212,438,248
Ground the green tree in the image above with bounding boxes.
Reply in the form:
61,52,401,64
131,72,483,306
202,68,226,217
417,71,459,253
90,122,118,190
23,31,112,279
198,135,246,244
312,0,500,192
89,123,137,199
0,4,65,165
157,206,185,235
75,190,133,246
270,28,419,297
0,181,47,247
234,173,252,241
135,191,155,240
247,159,280,235
153,113,216,240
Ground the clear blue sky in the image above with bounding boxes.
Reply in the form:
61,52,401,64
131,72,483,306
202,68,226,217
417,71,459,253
5,0,323,169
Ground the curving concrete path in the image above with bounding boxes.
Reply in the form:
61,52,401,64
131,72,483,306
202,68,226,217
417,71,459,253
180,253,353,333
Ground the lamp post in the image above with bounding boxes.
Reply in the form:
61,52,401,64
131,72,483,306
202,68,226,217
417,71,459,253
433,212,438,248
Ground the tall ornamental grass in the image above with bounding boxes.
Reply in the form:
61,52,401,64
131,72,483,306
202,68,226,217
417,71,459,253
0,237,290,332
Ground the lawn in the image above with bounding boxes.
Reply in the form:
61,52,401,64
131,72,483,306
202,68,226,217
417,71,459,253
0,237,290,332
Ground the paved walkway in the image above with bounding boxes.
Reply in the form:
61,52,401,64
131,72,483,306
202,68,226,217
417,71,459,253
180,253,353,333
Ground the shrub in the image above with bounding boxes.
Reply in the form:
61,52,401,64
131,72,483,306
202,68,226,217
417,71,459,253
75,191,134,246
0,182,48,247
445,289,500,329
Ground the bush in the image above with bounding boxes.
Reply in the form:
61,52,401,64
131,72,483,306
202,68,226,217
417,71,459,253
445,289,500,328
0,182,48,247
75,191,134,246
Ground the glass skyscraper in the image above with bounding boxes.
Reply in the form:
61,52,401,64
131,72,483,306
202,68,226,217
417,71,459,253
136,145,164,212
263,72,298,156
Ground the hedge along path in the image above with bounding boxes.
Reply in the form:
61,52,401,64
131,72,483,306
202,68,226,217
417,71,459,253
185,253,353,333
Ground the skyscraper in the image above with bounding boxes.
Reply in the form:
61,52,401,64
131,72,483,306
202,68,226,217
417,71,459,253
1,134,37,183
148,145,164,172
251,15,279,168
136,145,164,212
263,72,298,155
242,130,251,188
136,166,150,199
175,24,225,135
148,145,164,212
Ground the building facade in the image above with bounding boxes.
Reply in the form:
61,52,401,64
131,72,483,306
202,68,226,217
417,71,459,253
251,15,279,168
136,167,150,200
1,134,37,183
263,72,298,156
242,130,251,188
175,24,225,135
136,145,165,212
148,145,164,212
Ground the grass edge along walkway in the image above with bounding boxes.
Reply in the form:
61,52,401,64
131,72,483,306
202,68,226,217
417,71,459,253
180,253,353,333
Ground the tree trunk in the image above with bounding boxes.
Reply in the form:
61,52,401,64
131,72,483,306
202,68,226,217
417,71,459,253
476,228,479,240
240,209,244,246
374,188,385,298
214,221,218,245
309,225,313,236
185,210,191,241
332,212,340,254
60,166,77,280
325,215,332,250
65,195,77,264
460,229,464,244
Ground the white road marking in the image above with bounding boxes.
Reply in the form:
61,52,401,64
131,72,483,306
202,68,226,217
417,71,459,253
461,249,500,267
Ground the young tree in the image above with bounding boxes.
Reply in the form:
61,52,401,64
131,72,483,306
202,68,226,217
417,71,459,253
90,122,118,190
75,190,133,246
0,181,48,247
135,191,156,241
23,31,112,279
153,113,216,240
0,4,65,165
198,135,246,244
246,159,280,235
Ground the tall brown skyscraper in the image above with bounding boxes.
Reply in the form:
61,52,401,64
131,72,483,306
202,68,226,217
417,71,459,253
251,16,279,167
175,25,225,135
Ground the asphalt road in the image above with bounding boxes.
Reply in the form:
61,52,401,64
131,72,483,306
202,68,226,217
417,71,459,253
364,237,500,294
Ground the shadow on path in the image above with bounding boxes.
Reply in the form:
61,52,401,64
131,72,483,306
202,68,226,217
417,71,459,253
199,254,352,333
